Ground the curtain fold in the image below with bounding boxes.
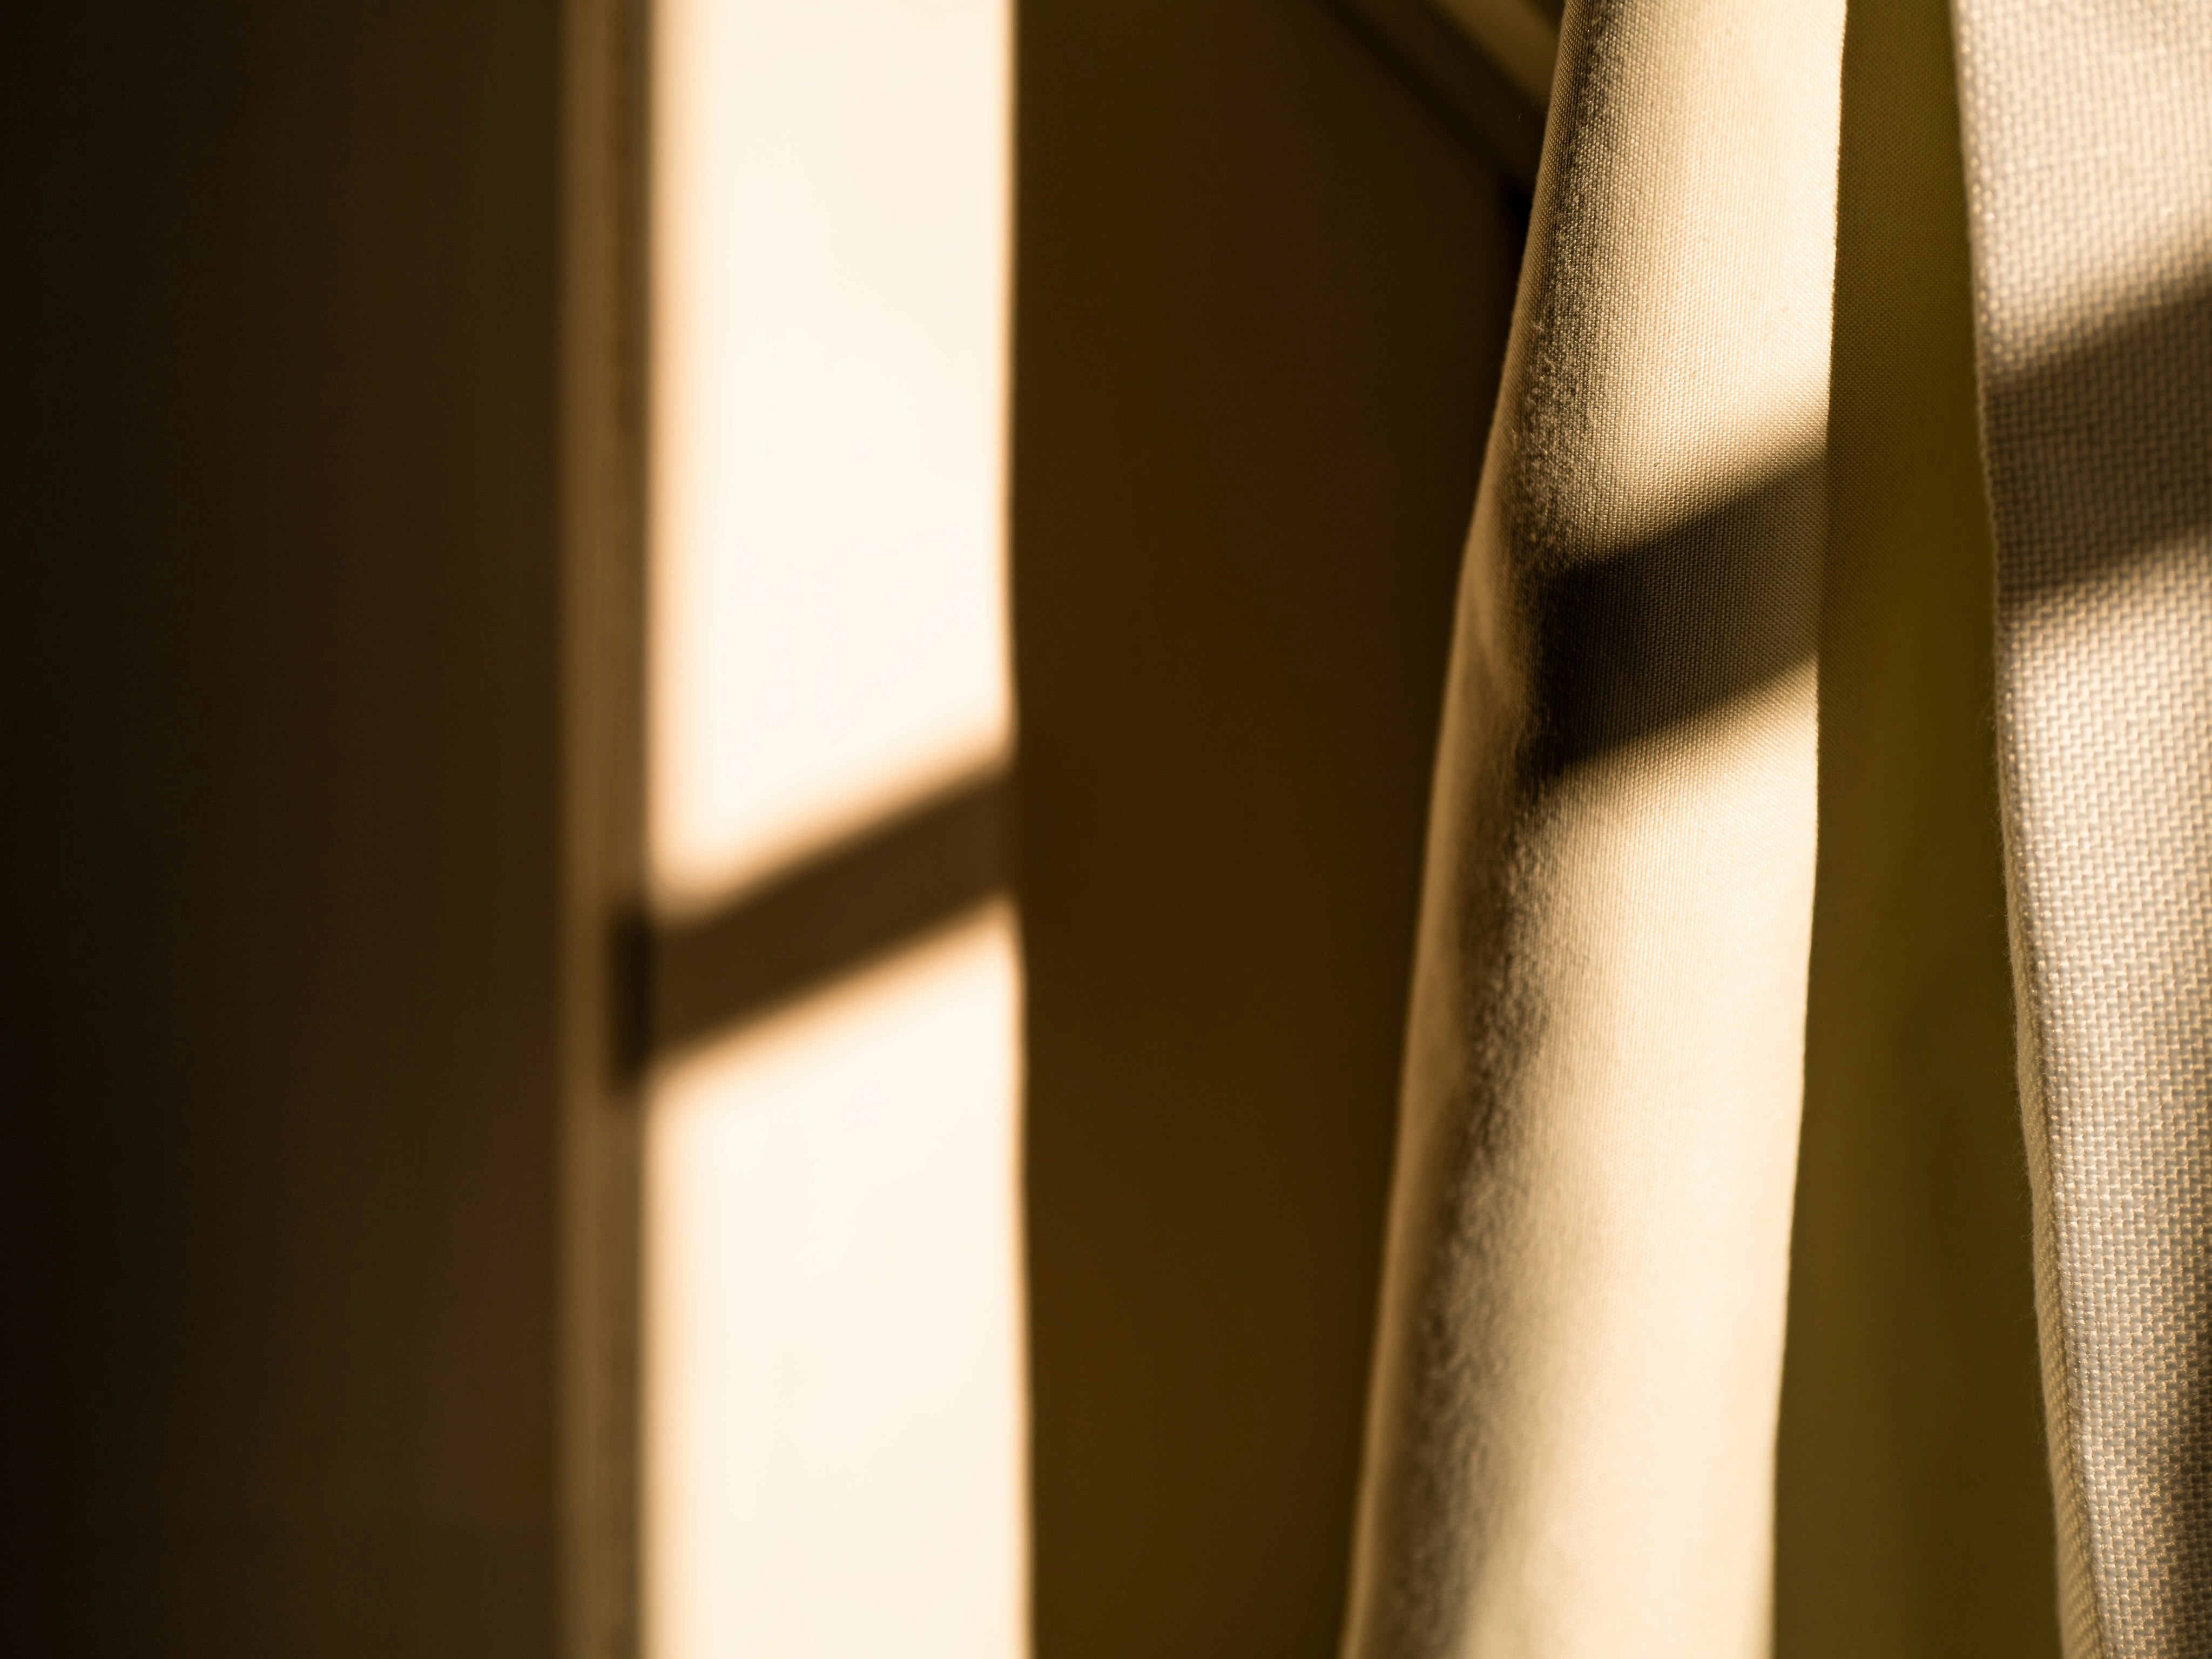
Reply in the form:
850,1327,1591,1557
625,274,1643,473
1772,0,2053,1652
1953,5,2212,1655
1341,2,1843,1653
1346,1,2212,1654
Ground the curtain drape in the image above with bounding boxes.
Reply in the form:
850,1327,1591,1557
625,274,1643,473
1342,2,2212,1655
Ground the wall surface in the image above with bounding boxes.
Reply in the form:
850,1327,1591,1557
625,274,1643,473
1013,2,1521,1653
5,4,568,1652
5,1,1521,1653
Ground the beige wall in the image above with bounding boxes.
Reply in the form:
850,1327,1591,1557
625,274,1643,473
8,3,569,1651
7,1,1523,1653
1013,3,1521,1653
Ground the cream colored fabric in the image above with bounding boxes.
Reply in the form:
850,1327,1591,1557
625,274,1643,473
1770,1,2055,1654
1346,2,2212,1649
1950,3,2212,1654
1339,1,1844,1653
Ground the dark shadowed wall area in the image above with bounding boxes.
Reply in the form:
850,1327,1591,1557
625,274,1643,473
6,0,1522,1653
1013,3,1521,1654
5,3,568,1653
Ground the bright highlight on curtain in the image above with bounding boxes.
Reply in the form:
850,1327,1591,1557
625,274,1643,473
641,1,1021,1656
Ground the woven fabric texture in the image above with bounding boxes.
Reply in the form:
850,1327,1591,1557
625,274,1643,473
1339,1,1843,1653
1951,3,2212,1655
1346,1,2212,1651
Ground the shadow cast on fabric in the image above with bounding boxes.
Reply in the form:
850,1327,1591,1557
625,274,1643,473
1985,272,2212,599
1526,269,2212,783
1527,457,1822,779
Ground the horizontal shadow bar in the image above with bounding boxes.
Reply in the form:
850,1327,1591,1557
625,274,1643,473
1530,456,1824,775
1987,271,2212,599
628,770,1012,1068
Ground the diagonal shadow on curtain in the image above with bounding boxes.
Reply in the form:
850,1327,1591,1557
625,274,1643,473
1772,0,2212,1621
1526,458,1822,778
1987,274,2212,599
1465,267,2212,1659
1520,268,2212,787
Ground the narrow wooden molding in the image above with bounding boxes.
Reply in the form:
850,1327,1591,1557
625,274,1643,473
559,0,649,1651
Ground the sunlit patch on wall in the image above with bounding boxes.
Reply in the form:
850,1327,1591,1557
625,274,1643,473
644,907,1026,1659
641,0,1022,1653
649,0,1013,918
